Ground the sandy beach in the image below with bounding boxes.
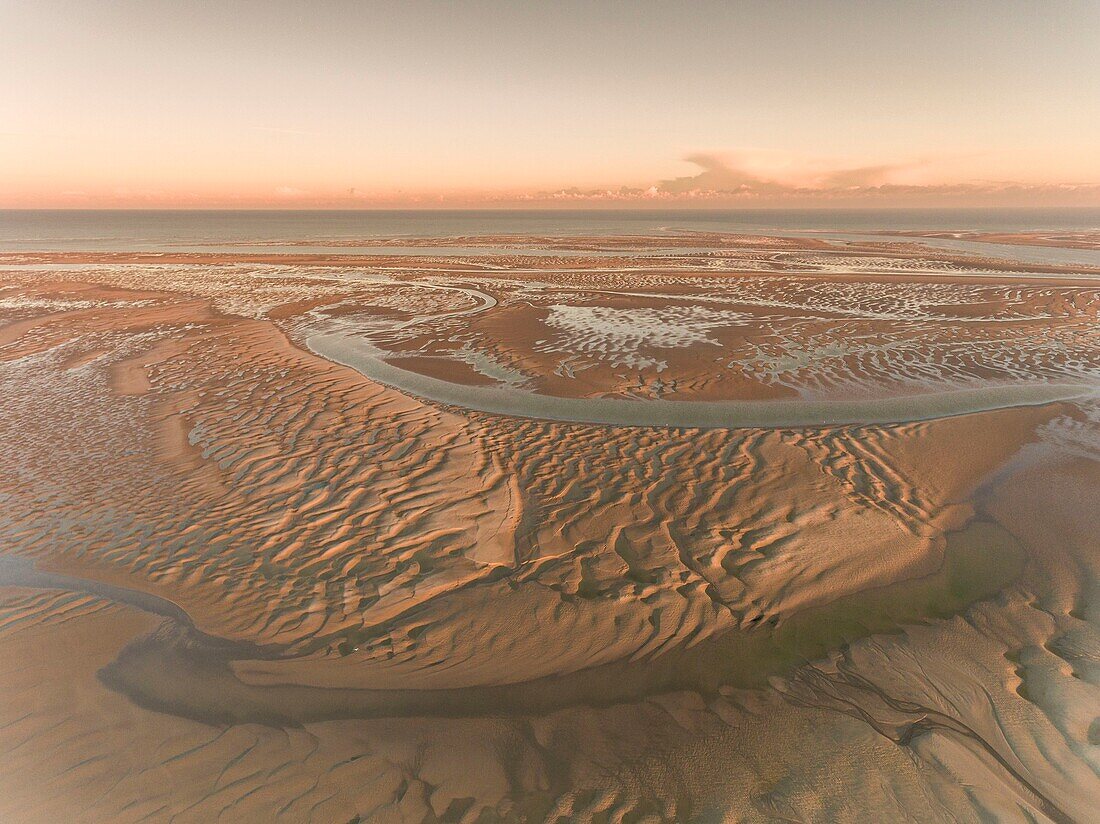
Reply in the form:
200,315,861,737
0,232,1098,822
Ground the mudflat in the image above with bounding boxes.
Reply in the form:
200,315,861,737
1,232,1098,822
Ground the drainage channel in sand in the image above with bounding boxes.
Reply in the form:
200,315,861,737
308,330,1096,429
0,519,1027,726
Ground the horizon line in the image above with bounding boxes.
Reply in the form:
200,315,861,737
5,204,1100,213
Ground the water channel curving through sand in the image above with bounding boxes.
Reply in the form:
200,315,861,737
308,327,1096,429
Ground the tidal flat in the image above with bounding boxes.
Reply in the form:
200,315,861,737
0,227,1098,822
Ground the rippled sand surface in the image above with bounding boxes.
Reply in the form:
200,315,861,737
1,233,1098,822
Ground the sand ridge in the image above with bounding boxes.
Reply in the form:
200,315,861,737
0,233,1098,822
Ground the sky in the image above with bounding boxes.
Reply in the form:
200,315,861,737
2,0,1099,208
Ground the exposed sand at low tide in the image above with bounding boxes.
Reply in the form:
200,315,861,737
0,235,1098,822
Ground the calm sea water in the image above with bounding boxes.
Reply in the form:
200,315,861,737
1,208,1099,252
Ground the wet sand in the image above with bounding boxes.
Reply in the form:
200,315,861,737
1,233,1098,822
885,229,1100,251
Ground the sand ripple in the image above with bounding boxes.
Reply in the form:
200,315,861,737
0,237,1097,821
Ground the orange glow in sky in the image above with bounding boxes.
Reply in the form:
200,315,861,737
2,1,1099,208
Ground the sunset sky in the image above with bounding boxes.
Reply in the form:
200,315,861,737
2,1,1099,208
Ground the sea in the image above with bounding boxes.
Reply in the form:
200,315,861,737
2,208,1099,267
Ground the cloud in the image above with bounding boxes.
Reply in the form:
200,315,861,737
655,152,919,194
815,163,911,189
525,151,1100,206
657,153,777,194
